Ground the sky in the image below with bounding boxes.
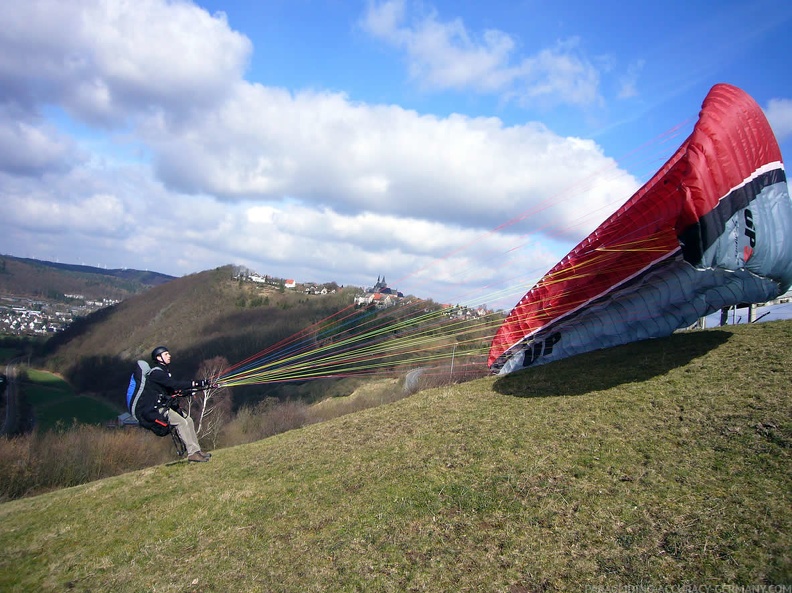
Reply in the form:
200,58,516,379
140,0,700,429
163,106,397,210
1,0,791,310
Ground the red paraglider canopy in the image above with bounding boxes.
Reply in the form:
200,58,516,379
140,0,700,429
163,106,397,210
489,83,791,374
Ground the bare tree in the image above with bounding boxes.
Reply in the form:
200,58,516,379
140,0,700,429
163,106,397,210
186,356,232,446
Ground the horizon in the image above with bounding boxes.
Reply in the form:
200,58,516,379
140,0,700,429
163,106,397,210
5,251,792,323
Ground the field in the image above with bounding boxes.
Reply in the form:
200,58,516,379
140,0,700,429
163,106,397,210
0,321,790,591
21,369,120,430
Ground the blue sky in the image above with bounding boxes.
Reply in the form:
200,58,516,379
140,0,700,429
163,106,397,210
1,0,791,310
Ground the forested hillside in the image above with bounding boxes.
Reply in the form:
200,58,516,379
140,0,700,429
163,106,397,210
0,254,173,300
38,265,384,407
4,258,481,413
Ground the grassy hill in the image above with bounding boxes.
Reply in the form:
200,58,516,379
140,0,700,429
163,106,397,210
1,321,790,591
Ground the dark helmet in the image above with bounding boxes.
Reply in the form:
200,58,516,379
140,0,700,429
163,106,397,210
151,346,169,361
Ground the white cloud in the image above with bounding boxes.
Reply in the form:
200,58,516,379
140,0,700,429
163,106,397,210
360,0,602,107
617,60,645,100
0,0,251,126
0,110,80,176
3,188,125,235
0,0,643,305
141,82,636,239
223,199,559,303
765,97,792,141
512,39,602,108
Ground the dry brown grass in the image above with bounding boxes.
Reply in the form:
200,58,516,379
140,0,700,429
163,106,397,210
218,378,413,446
0,425,174,501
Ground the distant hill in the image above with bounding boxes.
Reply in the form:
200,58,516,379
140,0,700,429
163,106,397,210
2,321,790,590
0,254,174,301
38,265,367,407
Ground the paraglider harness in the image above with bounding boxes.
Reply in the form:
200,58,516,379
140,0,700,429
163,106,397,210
126,360,199,457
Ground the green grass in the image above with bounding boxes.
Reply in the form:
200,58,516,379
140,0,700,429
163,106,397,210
1,321,791,591
20,369,119,430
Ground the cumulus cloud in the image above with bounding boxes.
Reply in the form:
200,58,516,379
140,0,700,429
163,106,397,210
0,110,80,176
0,0,251,126
360,0,602,107
1,158,150,235
224,199,559,302
765,97,792,141
142,83,636,238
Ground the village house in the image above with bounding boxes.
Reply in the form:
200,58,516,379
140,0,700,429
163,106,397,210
354,275,404,309
0,295,118,336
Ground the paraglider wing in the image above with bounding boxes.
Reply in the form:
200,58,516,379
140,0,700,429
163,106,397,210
489,83,792,375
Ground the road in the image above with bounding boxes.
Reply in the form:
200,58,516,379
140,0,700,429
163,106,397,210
1,362,19,436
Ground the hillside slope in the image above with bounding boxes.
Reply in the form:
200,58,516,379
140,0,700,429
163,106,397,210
40,265,361,404
1,321,790,591
0,254,173,300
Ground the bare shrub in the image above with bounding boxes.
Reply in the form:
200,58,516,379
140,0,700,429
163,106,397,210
218,398,310,448
307,379,408,423
265,400,309,435
0,424,175,502
416,362,489,392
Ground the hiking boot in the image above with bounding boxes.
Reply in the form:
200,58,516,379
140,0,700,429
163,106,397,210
188,452,208,462
199,451,212,459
